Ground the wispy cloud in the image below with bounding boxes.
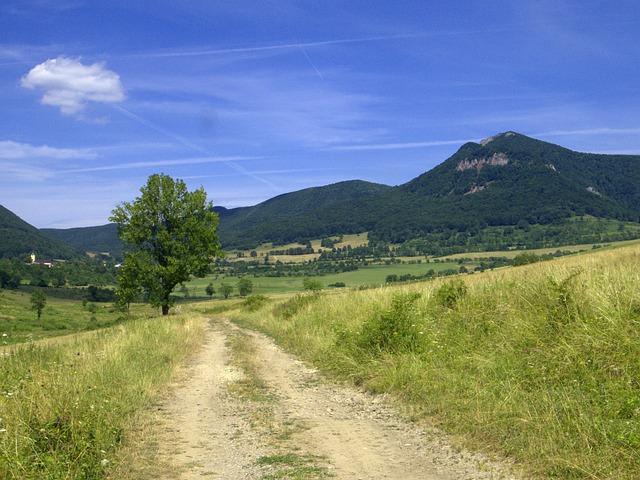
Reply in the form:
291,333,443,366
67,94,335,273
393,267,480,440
128,27,519,60
181,167,338,180
0,139,96,159
329,138,476,151
0,161,54,180
63,155,259,173
114,105,280,189
130,33,427,59
533,127,640,137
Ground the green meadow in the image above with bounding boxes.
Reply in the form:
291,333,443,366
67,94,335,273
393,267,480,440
184,261,465,296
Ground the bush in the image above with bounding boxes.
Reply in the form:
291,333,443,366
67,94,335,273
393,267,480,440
244,294,269,312
272,293,319,319
356,292,422,354
433,279,467,309
303,278,323,291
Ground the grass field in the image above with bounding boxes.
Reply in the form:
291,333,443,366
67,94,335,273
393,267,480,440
0,311,205,479
184,261,463,296
0,289,154,345
438,237,640,260
231,244,640,479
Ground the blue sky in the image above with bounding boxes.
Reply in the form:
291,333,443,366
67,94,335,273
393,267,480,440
1,0,640,228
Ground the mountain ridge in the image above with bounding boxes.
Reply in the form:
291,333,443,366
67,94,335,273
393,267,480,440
15,131,640,254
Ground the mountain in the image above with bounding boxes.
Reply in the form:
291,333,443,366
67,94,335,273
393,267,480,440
42,223,124,259
217,132,640,247
369,131,640,242
31,132,640,252
0,205,78,259
216,180,392,248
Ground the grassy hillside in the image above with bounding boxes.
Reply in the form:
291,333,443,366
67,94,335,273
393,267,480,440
0,205,77,259
232,245,640,479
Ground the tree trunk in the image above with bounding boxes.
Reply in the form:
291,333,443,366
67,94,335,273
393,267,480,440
161,304,169,315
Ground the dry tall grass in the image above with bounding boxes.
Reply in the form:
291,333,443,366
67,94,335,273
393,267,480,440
0,313,205,479
234,245,640,479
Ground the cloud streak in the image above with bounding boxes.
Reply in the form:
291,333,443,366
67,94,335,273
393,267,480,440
63,155,259,173
329,138,477,151
533,127,640,137
0,139,96,159
114,105,280,189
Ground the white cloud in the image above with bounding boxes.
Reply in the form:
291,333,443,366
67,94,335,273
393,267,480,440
0,139,96,159
21,56,125,115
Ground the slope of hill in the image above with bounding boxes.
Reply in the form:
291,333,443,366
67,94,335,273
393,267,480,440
42,223,124,258
369,131,640,242
216,180,392,248
0,205,77,259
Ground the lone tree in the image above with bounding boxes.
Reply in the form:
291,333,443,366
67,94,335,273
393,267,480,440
237,278,253,297
30,290,47,320
220,283,233,299
205,282,216,298
110,174,222,315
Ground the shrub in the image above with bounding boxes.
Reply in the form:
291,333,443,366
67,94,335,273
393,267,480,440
272,293,319,319
302,278,323,291
244,294,269,312
356,292,423,354
434,279,467,309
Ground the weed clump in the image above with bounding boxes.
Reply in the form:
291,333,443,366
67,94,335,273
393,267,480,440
434,279,467,308
355,292,423,354
272,293,319,319
545,268,583,328
243,294,269,312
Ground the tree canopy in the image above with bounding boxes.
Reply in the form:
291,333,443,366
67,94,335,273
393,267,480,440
110,174,222,314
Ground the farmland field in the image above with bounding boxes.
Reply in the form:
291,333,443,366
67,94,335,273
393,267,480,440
184,260,464,296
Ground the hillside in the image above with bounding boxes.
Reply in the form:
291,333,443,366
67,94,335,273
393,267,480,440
216,179,392,248
42,223,124,258
0,205,77,259
32,132,640,253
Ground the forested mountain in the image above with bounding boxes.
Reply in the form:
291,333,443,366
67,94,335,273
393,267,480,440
216,132,640,247
27,132,640,253
0,205,77,259
215,180,392,248
42,223,124,259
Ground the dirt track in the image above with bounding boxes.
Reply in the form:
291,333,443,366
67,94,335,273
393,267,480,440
143,318,517,479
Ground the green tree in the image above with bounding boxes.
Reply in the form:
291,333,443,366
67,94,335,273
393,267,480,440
237,278,253,297
220,283,233,299
110,174,222,315
205,282,216,297
30,290,47,320
115,259,142,314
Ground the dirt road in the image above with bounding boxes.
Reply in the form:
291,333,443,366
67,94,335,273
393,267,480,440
133,318,517,479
